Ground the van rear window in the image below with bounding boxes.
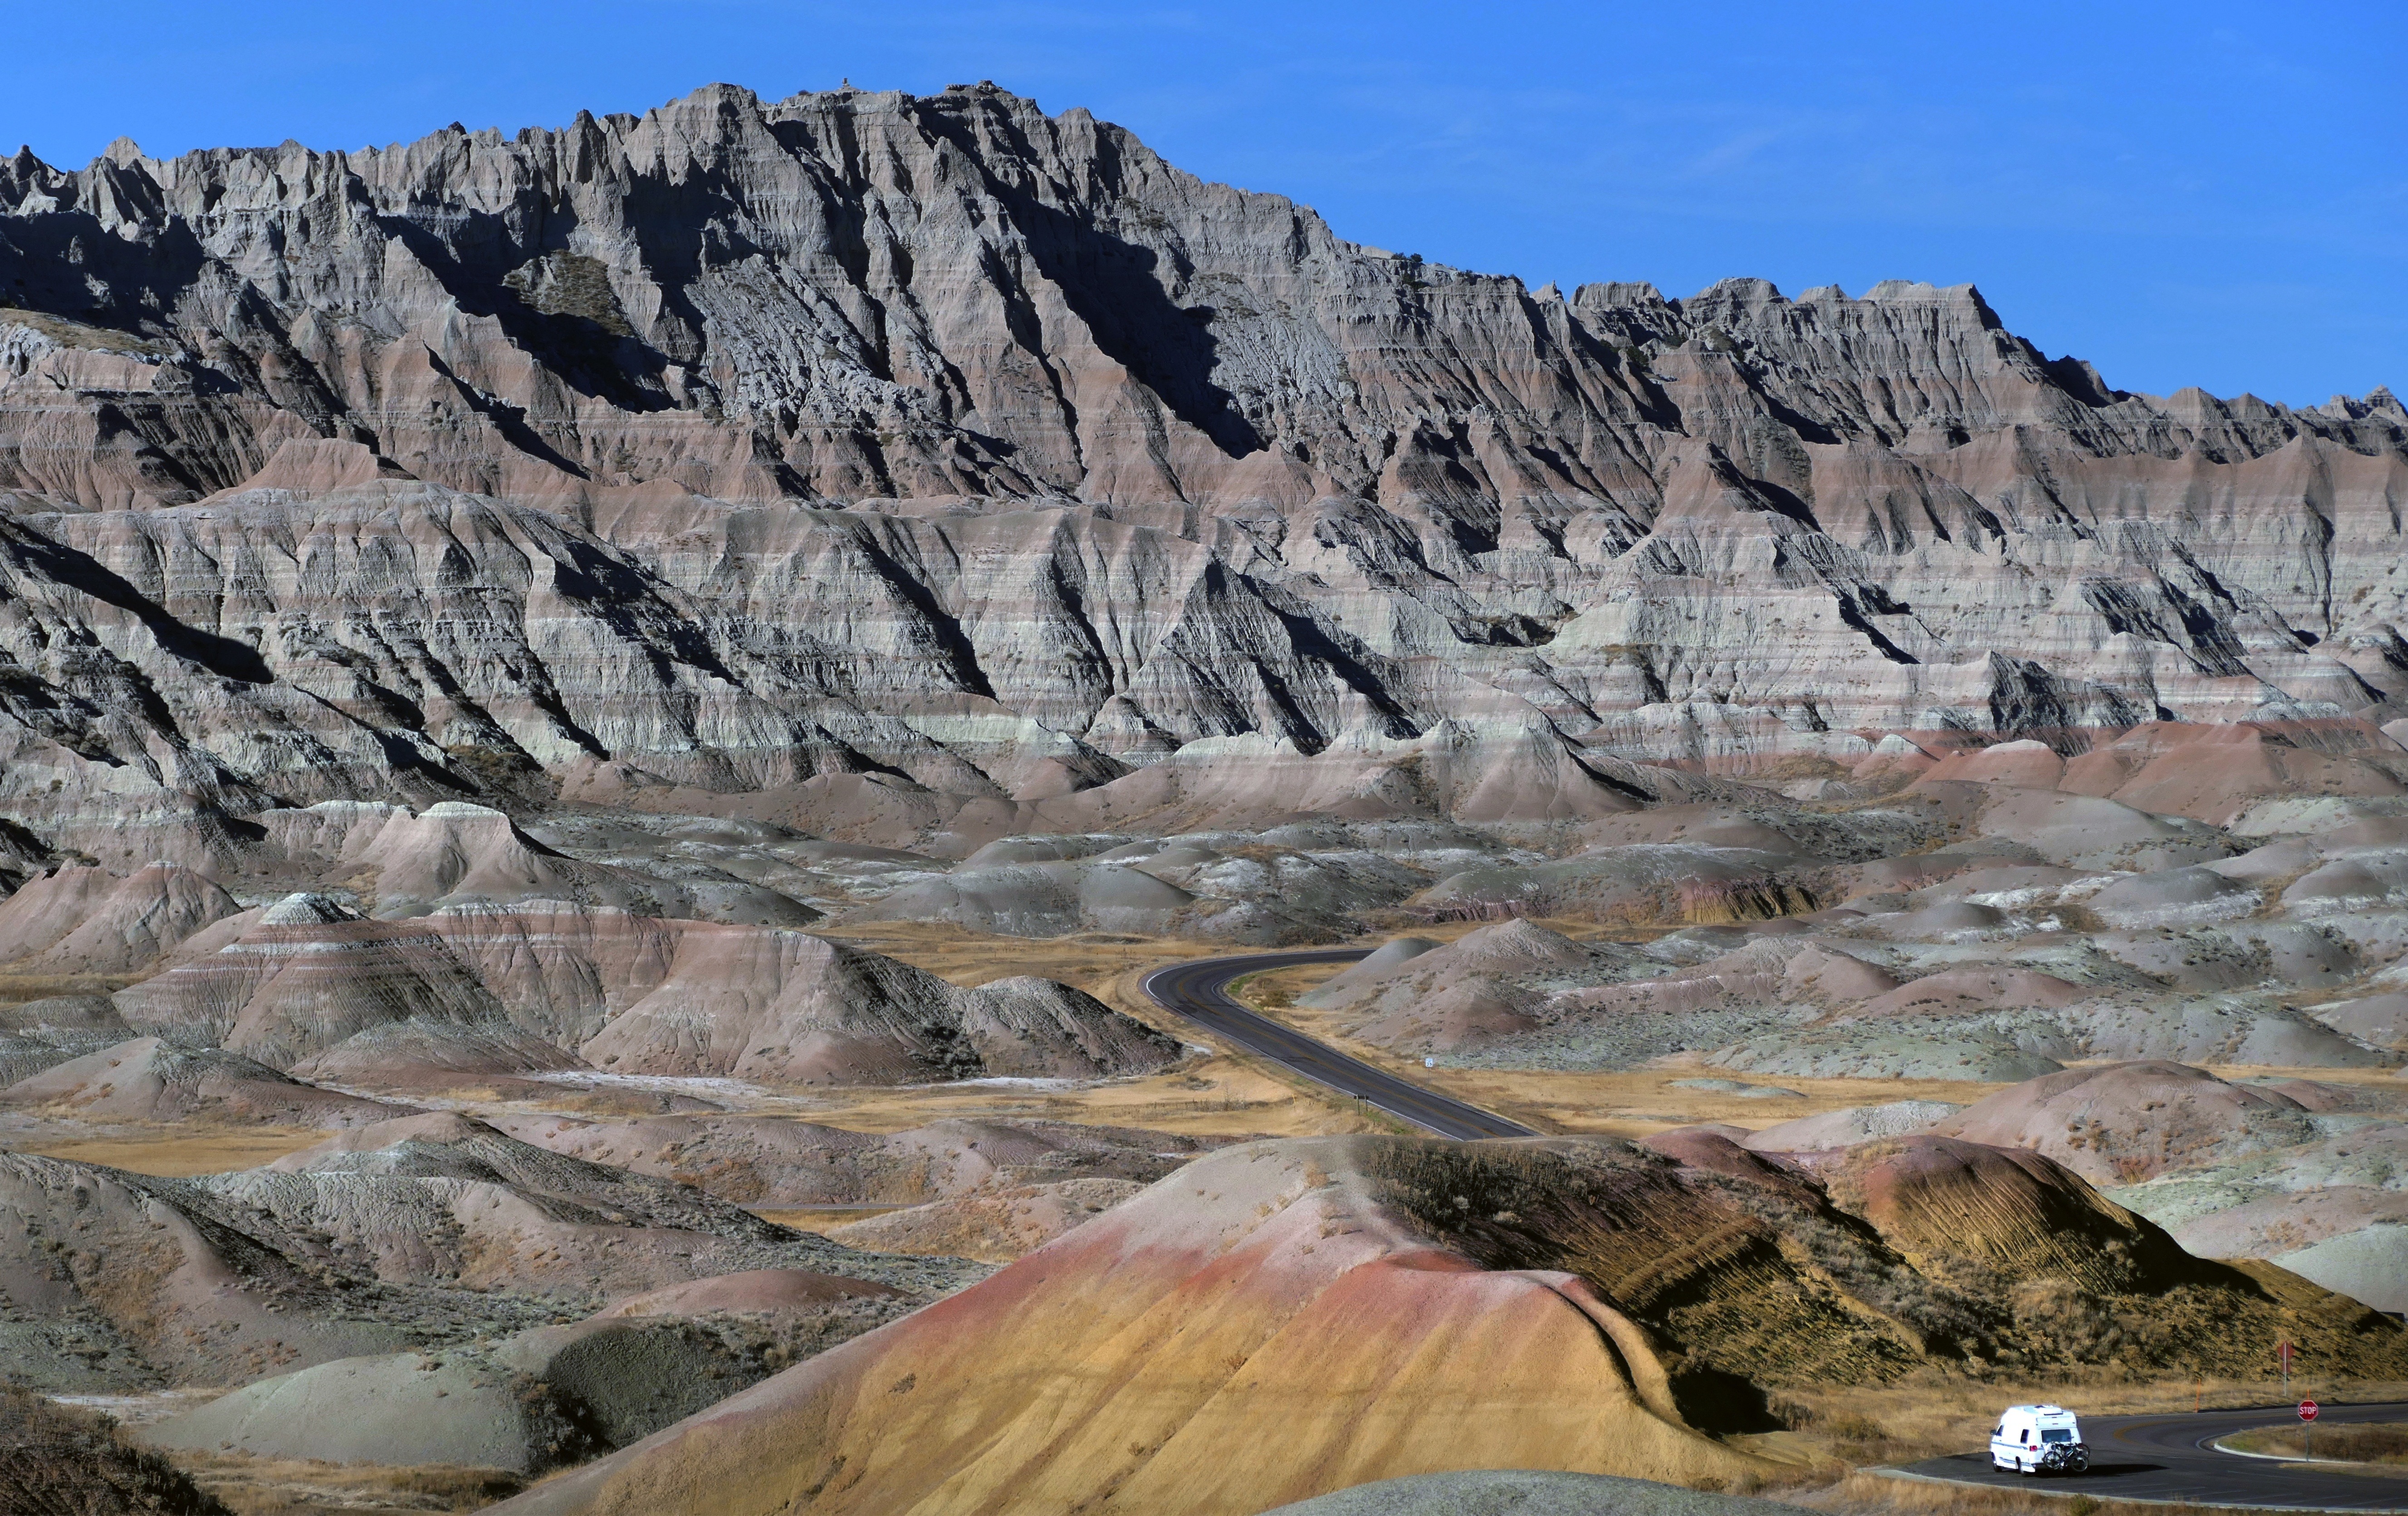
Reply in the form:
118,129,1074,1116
2040,1429,2074,1443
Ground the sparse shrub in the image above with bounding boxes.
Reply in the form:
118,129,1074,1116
0,1385,232,1514
1826,1410,1889,1442
386,1467,529,1504
1768,1393,1818,1429
2239,1422,2408,1465
504,252,635,337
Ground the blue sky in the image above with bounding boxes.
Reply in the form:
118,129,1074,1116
9,1,2400,406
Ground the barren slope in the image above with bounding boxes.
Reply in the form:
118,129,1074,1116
490,1133,2406,1516
0,84,2396,860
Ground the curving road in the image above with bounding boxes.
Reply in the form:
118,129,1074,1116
1139,949,1538,1140
1150,954,2404,1511
1888,1401,2408,1511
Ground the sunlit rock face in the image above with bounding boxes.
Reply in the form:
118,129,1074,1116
0,81,2402,841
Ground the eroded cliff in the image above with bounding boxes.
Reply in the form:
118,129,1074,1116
0,81,2402,844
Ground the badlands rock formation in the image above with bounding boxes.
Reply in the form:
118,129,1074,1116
2,1035,415,1125
0,1115,977,1395
1737,1061,2408,1313
494,1134,2406,1516
44,891,1177,1087
0,83,2397,856
0,861,238,972
823,1174,1147,1262
1295,774,2408,1078
141,1273,912,1474
491,1113,1216,1207
4,76,2408,1509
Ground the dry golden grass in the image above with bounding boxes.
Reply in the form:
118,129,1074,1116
1359,914,1654,943
797,923,1401,1137
1786,1468,2251,1516
2224,1421,2408,1465
771,1056,1395,1139
801,926,2207,1142
226,927,1399,1142
166,1448,524,1515
814,920,1211,992
749,1203,910,1235
2198,1064,2408,1091
0,1386,231,1515
1231,962,2012,1135
1231,962,2408,1138
0,970,136,1003
25,924,2382,1185
820,917,1631,998
18,1125,332,1175
1410,1066,2018,1138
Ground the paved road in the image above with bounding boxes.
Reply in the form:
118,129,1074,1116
1887,1401,2408,1511
1150,954,2402,1510
1138,949,1538,1140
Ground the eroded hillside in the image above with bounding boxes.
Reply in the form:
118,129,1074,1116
0,83,2399,860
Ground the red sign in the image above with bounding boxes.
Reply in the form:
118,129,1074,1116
2300,1400,2320,1423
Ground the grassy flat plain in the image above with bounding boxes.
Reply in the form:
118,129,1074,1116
15,1126,331,1174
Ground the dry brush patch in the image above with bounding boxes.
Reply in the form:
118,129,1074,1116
1358,1140,2408,1430
14,1125,335,1177
1227,962,2018,1136
0,971,137,1003
0,1386,232,1514
1788,1469,2294,1516
811,921,1206,996
747,1203,912,1235
167,1449,526,1515
771,1053,1387,1139
2222,1420,2408,1465
800,924,1390,1136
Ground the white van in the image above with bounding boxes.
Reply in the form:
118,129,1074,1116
1989,1404,2088,1474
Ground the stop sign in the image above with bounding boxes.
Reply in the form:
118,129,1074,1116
2300,1400,2320,1422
